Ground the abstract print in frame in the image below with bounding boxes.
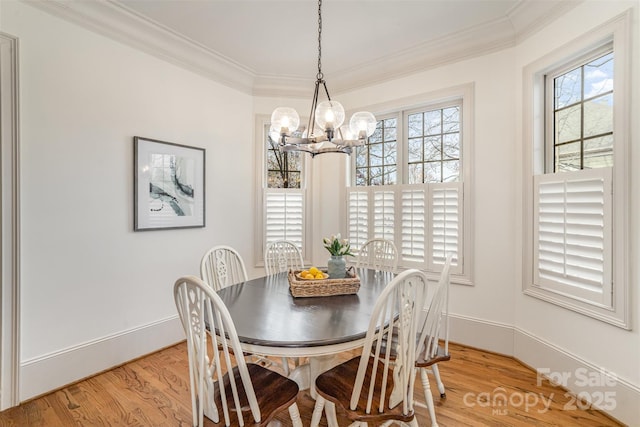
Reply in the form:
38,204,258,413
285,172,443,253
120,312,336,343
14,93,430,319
134,136,205,231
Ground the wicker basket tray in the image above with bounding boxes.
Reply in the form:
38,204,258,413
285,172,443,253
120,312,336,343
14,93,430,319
288,268,360,298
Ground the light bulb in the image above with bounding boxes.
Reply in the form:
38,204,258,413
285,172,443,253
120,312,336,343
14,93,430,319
349,111,377,139
271,107,300,135
315,100,345,131
268,126,281,144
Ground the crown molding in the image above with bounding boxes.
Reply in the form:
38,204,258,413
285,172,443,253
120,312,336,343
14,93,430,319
24,0,582,98
509,0,583,44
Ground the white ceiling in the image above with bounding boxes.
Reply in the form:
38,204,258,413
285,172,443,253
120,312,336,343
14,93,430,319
29,0,580,96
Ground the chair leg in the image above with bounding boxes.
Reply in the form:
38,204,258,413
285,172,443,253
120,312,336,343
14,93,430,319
431,364,446,398
420,367,439,427
326,401,339,427
281,357,290,376
310,396,326,427
288,402,303,427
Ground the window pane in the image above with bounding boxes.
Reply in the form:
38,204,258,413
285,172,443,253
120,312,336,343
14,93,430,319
370,167,383,186
443,107,460,133
268,171,283,187
383,166,397,185
370,143,383,166
556,142,581,172
385,117,397,128
555,104,581,143
408,163,423,184
408,138,422,162
443,133,460,159
356,145,368,167
356,168,368,186
584,52,613,99
408,113,422,138
584,94,613,137
424,110,441,135
288,172,301,188
424,136,441,161
555,67,582,109
425,162,441,183
384,141,397,165
384,120,397,141
583,135,613,169
442,160,459,182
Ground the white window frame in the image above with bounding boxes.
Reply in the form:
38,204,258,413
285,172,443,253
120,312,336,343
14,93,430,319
254,115,312,267
522,12,631,328
346,84,474,285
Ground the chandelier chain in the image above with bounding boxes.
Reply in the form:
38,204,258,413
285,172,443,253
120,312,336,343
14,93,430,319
317,0,323,80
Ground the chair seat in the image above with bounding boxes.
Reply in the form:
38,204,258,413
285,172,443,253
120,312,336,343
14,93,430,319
416,345,451,367
212,363,299,426
315,356,415,424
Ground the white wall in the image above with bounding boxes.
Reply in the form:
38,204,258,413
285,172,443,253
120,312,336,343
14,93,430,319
512,1,640,424
2,1,258,400
2,0,638,423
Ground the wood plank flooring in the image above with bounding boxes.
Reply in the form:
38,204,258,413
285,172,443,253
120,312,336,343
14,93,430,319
0,342,624,426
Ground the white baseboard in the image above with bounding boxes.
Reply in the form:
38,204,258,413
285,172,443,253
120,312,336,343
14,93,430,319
449,313,515,355
514,329,639,426
20,316,184,402
448,314,638,426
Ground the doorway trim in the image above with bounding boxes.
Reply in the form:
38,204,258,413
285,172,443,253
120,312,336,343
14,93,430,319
0,31,21,410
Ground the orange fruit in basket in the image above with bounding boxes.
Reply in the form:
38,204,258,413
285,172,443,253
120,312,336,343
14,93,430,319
309,266,320,275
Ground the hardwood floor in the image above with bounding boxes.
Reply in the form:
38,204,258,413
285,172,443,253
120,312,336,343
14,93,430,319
0,342,623,426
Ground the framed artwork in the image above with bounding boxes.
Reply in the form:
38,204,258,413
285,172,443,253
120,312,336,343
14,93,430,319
134,136,205,231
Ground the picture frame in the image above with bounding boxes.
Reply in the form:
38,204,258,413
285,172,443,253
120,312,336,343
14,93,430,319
134,136,205,231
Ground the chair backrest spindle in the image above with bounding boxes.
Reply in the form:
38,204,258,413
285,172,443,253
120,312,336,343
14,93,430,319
264,240,304,275
200,245,248,291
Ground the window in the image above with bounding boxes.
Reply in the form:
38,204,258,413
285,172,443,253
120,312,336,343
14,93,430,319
522,13,630,328
254,117,310,265
347,86,473,284
266,134,303,189
355,118,397,186
549,49,613,172
407,106,460,183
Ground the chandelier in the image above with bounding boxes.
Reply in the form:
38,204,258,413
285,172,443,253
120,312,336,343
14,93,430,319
270,0,376,157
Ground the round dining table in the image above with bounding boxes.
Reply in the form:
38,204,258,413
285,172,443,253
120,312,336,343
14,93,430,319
216,267,395,392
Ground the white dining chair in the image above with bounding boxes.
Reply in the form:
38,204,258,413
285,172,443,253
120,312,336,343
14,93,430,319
355,238,399,272
200,244,290,375
369,253,453,426
310,269,428,427
413,253,453,426
174,276,303,427
200,245,248,291
264,240,304,275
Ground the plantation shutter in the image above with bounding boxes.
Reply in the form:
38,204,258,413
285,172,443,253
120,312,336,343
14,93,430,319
264,189,304,249
430,183,462,271
534,168,612,306
400,185,426,264
373,189,395,241
348,190,369,250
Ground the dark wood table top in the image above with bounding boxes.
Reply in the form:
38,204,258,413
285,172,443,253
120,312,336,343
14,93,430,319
216,268,394,352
